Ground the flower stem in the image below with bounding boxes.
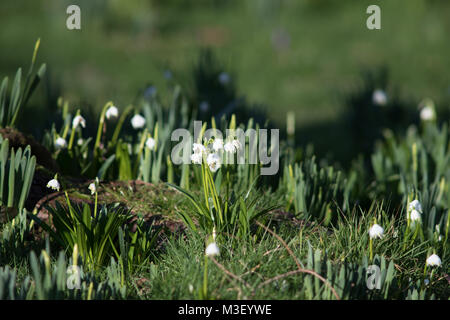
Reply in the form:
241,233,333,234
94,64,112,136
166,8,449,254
94,101,113,159
202,254,208,299
68,109,81,151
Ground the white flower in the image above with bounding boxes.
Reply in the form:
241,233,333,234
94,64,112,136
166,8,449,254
420,106,435,121
88,182,96,195
145,137,156,150
207,153,221,172
369,223,384,239
105,106,119,120
426,254,442,267
54,137,67,150
205,242,220,257
47,178,60,192
77,138,84,146
224,139,241,153
408,199,423,214
218,72,230,85
191,153,203,164
192,143,206,155
424,279,430,286
232,139,242,151
212,138,223,152
131,114,146,129
372,89,387,106
72,115,86,129
409,209,421,223
224,142,236,153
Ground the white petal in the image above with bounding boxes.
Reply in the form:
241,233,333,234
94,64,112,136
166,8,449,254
131,114,146,129
146,137,156,150
205,242,220,257
73,115,86,129
106,106,119,119
426,254,441,267
369,224,384,239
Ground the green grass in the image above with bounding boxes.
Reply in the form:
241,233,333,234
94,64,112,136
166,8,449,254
0,0,449,128
0,1,449,301
129,206,448,299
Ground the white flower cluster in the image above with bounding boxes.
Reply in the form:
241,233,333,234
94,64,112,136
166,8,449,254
407,199,422,223
191,142,221,172
190,137,242,172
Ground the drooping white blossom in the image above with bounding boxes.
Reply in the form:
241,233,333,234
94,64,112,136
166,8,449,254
105,106,119,120
426,254,442,267
205,242,220,257
55,137,67,150
231,139,242,151
212,138,224,152
145,137,156,150
72,115,86,129
372,89,387,106
224,139,241,154
191,153,203,165
409,209,421,223
192,143,206,155
408,199,423,214
88,182,96,195
207,153,221,172
131,114,146,129
369,223,384,239
224,142,235,153
47,178,60,192
420,106,435,121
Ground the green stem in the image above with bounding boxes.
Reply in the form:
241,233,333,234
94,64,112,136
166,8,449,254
133,129,148,179
68,109,81,151
110,105,134,149
444,209,449,255
94,101,113,159
202,254,208,299
94,191,98,219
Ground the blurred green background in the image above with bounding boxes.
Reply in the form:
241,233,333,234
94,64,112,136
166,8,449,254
0,0,449,162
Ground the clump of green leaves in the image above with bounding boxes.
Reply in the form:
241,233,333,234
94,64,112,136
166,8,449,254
31,194,132,271
0,138,36,215
0,39,46,128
